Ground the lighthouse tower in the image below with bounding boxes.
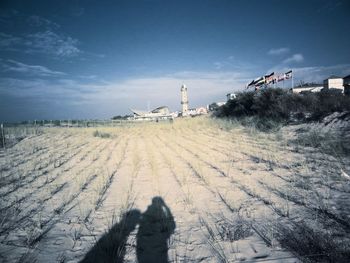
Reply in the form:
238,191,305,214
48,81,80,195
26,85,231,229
181,84,189,116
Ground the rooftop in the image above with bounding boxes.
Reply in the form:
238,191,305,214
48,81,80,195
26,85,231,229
294,83,323,88
326,75,342,80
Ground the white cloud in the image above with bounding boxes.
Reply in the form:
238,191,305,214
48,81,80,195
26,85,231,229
0,32,22,48
283,53,304,64
0,77,92,103
213,62,224,69
292,64,350,83
79,70,251,105
0,12,81,58
0,30,81,58
79,74,98,80
268,63,350,84
213,56,236,69
26,31,80,57
27,15,60,29
268,47,290,55
3,64,349,119
1,60,65,77
0,70,252,113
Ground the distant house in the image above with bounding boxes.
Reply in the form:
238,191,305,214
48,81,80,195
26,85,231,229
195,107,208,115
182,107,208,116
226,93,237,101
323,75,344,92
187,108,197,116
170,111,180,118
291,83,323,94
343,75,350,96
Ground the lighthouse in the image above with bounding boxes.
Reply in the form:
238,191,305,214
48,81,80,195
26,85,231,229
181,84,189,116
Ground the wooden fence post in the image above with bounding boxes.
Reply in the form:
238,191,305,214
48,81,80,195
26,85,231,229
1,123,5,149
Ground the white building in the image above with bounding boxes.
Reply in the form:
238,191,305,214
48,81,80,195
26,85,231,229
323,76,344,92
291,84,323,93
187,107,208,116
226,93,237,101
195,107,208,115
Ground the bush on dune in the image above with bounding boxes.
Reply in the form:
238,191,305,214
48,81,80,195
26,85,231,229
93,130,111,138
216,88,350,122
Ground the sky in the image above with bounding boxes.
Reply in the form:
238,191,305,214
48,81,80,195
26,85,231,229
0,0,350,122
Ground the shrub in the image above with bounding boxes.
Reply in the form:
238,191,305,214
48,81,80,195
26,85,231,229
93,130,111,138
277,221,350,262
220,91,255,117
292,129,350,156
216,88,350,122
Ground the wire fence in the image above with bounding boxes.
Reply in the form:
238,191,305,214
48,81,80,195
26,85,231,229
0,120,122,148
0,118,175,148
2,119,135,128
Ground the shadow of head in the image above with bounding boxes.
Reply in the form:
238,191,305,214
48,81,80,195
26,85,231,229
80,209,141,263
151,196,169,217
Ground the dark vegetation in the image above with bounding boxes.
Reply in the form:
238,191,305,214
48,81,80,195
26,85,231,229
112,115,132,120
215,88,350,155
277,222,350,263
292,128,350,156
93,130,111,138
215,88,350,124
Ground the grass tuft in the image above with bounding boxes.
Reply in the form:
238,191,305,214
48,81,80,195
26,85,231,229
277,222,350,262
93,130,111,138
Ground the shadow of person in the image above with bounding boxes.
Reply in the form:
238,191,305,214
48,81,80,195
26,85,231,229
80,209,141,263
136,197,176,263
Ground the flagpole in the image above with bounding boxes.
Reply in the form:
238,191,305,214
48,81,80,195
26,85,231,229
292,69,294,89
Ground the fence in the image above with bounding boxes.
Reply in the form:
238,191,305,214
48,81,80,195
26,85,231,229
2,119,134,128
0,118,175,148
1,123,4,148
0,120,109,148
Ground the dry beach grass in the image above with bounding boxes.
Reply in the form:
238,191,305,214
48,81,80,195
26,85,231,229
0,116,349,262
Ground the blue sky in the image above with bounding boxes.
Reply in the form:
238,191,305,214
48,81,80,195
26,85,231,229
1,0,350,121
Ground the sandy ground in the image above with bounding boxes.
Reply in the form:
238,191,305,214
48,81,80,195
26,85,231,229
0,117,349,262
